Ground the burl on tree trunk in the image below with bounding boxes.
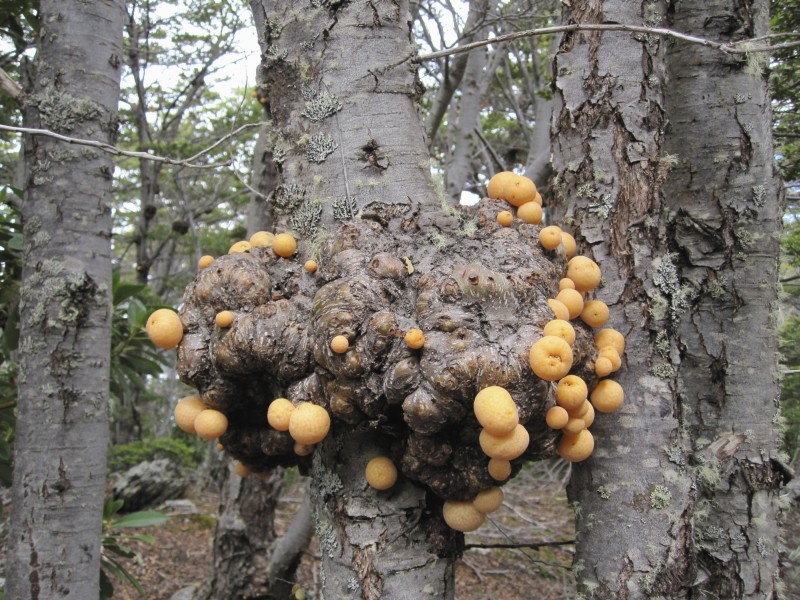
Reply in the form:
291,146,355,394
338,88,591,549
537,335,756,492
169,194,621,595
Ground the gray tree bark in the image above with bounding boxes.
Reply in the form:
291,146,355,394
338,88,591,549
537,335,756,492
6,0,125,597
550,0,783,597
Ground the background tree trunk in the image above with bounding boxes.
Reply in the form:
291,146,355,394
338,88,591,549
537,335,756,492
6,0,125,597
550,0,783,596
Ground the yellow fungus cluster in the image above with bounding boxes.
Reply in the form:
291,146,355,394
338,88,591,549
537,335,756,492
530,232,625,463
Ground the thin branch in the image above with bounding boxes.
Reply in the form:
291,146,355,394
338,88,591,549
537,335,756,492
464,540,575,550
0,122,262,169
417,23,800,62
0,66,22,100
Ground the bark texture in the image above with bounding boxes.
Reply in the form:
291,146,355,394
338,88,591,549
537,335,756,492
550,0,784,597
6,0,125,597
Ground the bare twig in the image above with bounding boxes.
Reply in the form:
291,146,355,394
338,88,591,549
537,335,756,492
464,540,575,550
418,23,800,62
0,122,262,169
0,66,22,100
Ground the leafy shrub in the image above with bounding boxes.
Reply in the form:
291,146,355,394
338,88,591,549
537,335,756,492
108,437,202,473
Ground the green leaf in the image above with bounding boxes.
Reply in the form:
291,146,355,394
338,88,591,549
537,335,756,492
103,497,124,521
118,353,164,377
103,542,136,559
112,510,170,529
102,556,147,596
113,282,148,307
127,298,149,329
99,565,115,600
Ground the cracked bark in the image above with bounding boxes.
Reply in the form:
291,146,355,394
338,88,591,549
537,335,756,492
6,0,125,598
550,0,783,597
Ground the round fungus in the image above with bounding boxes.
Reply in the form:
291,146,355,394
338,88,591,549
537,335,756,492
545,405,569,430
194,409,229,441
249,231,275,248
558,429,595,462
330,335,350,354
542,319,576,345
555,288,584,320
539,225,563,250
555,375,588,411
267,398,295,431
580,300,610,328
560,232,577,259
365,456,398,490
304,260,318,273
546,298,570,321
473,386,519,436
215,310,234,328
517,202,543,224
591,379,624,413
487,458,512,481
404,328,426,350
473,487,504,514
272,232,297,258
487,171,517,200
228,240,252,254
529,336,573,381
198,255,214,270
595,328,625,355
146,308,183,350
288,402,331,445
497,210,514,227
443,500,485,532
174,395,205,433
566,256,602,292
479,424,530,460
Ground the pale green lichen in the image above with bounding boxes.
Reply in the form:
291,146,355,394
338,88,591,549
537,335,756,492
597,485,611,500
36,87,103,132
651,362,675,379
664,444,686,467
577,183,595,198
649,485,672,509
589,193,614,219
428,232,452,250
302,91,342,122
290,201,322,238
332,195,357,221
273,183,306,213
459,218,478,237
304,132,337,163
655,330,670,357
697,458,723,489
752,184,767,207
707,276,728,301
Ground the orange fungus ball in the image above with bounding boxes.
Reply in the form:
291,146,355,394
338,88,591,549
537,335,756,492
365,456,398,490
558,429,595,462
547,298,570,321
487,171,516,200
249,231,274,247
330,335,349,353
404,328,426,350
473,386,519,436
174,395,205,433
497,210,514,227
194,409,229,440
198,255,214,269
591,379,625,413
272,232,297,258
473,487,504,514
567,255,602,292
267,398,295,431
146,308,184,350
555,288,584,320
581,300,610,328
504,175,537,207
555,375,588,411
487,458,512,481
595,328,625,355
215,310,234,328
304,260,318,273
288,402,331,445
479,424,530,460
560,232,577,259
542,319,576,345
545,405,569,430
443,500,485,532
539,225,563,250
517,202,543,224
529,335,574,381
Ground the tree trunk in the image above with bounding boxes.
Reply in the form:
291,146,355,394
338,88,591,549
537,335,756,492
6,1,125,598
550,0,783,597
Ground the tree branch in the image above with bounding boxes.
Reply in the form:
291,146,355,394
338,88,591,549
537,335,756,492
0,66,22,100
0,122,262,169
417,23,800,61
